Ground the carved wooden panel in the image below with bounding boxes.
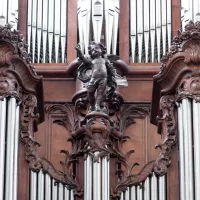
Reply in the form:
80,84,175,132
119,104,161,174
35,103,74,172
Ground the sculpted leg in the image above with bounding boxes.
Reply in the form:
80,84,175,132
96,78,107,111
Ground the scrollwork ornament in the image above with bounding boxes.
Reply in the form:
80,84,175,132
20,93,41,171
176,71,200,102
0,69,22,100
154,95,176,176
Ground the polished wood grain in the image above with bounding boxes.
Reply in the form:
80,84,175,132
172,0,181,37
119,0,129,63
18,0,27,42
67,0,77,63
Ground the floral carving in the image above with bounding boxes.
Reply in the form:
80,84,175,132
154,95,176,176
0,24,33,69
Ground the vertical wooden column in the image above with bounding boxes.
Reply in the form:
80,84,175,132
67,0,77,63
167,145,180,200
172,0,181,37
17,143,30,200
18,0,28,42
119,0,129,63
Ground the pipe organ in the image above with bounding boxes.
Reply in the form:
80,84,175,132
0,0,18,29
151,21,200,200
2,1,200,200
30,171,74,200
0,97,20,200
120,174,166,200
181,0,200,29
130,0,172,63
27,0,67,63
77,0,120,55
84,155,110,200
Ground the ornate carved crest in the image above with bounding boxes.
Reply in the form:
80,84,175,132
160,21,200,73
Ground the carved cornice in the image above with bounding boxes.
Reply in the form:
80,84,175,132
154,95,176,176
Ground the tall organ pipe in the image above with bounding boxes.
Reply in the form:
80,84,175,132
178,103,185,200
182,99,194,200
5,97,16,200
193,100,200,200
13,105,20,200
0,98,6,200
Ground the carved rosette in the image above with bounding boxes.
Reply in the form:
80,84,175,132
154,95,176,176
176,71,200,102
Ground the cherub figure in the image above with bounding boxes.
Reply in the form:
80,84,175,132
75,42,117,113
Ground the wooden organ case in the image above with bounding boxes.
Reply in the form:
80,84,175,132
3,0,200,200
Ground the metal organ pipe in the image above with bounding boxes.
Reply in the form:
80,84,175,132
13,105,20,200
0,98,6,200
84,153,110,200
182,99,194,200
30,171,73,200
27,0,67,63
121,174,166,200
193,100,200,200
5,98,17,200
130,0,172,63
178,103,186,200
77,0,119,55
0,0,18,27
181,0,200,28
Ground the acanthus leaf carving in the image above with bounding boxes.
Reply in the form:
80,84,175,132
115,104,150,132
45,103,80,133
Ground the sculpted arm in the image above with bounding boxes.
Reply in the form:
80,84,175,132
75,44,91,65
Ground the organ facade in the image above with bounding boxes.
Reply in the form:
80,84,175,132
0,1,200,200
